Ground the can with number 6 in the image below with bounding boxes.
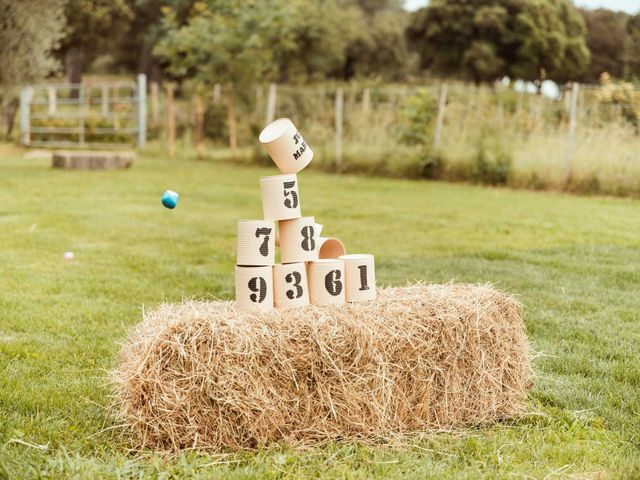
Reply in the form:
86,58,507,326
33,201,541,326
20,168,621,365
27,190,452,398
308,259,345,306
235,265,274,312
273,262,309,308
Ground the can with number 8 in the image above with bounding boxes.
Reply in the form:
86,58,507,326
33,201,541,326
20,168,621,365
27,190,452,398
235,265,274,311
273,262,309,308
260,174,302,221
308,259,345,306
279,216,318,264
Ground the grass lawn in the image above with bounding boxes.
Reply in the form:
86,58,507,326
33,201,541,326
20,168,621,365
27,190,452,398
1,146,640,478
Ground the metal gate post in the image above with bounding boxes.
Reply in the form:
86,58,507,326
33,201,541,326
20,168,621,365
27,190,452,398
19,87,32,146
137,74,147,148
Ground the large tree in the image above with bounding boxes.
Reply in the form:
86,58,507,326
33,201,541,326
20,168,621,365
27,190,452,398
578,8,628,82
407,0,589,86
509,0,589,85
0,0,66,137
57,0,134,84
114,0,198,82
626,13,640,80
155,0,361,85
343,7,415,80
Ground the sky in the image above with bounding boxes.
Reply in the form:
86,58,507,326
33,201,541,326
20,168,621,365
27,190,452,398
404,0,640,14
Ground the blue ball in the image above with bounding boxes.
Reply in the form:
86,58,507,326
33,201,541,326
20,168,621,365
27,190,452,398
162,190,179,209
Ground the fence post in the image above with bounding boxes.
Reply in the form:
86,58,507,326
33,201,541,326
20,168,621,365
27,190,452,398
137,74,147,148
266,83,277,125
226,82,238,155
564,82,580,188
150,81,159,127
101,84,109,116
434,83,448,153
194,94,205,159
19,87,32,146
335,87,344,171
166,82,175,159
78,84,85,146
48,87,56,115
362,87,371,116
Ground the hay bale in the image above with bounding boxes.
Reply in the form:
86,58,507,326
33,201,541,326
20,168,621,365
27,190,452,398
113,284,531,452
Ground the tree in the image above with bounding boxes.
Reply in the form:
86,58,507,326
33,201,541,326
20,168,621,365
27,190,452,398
407,0,589,86
155,0,362,152
578,8,628,82
407,1,513,84
509,0,589,86
114,0,198,82
626,13,640,79
0,0,65,137
57,0,134,84
343,9,416,81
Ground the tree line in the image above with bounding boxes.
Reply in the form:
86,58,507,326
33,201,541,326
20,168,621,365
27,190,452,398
2,0,640,137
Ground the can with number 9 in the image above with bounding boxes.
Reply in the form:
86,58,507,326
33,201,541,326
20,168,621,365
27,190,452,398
235,265,274,311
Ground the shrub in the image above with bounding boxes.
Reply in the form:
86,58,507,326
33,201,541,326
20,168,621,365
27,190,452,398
472,128,512,185
397,89,440,178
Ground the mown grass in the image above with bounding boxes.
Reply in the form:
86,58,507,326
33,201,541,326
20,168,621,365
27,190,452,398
1,145,640,478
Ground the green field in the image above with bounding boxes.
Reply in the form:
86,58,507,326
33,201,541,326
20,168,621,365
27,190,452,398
1,147,640,478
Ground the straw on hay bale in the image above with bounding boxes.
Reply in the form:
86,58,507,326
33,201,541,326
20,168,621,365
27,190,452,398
112,284,531,452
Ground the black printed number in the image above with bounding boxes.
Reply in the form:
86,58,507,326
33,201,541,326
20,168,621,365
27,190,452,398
358,265,370,291
283,181,298,209
324,269,343,296
285,271,303,299
255,227,272,257
301,225,315,251
248,277,267,303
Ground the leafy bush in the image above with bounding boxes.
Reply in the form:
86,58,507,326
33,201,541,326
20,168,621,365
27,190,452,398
397,89,440,178
472,128,512,185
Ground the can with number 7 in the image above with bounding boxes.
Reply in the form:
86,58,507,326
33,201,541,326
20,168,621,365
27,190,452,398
237,220,276,266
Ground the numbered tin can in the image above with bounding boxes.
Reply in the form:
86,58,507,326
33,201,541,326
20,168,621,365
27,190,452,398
273,262,309,308
279,216,318,263
237,220,276,266
308,259,345,306
316,237,346,259
260,174,302,221
259,118,313,174
235,265,274,312
339,254,376,302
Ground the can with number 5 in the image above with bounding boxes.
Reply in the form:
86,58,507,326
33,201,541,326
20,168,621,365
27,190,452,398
260,174,302,221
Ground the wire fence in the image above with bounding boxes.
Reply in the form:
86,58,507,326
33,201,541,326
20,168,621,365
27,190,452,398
20,78,640,194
